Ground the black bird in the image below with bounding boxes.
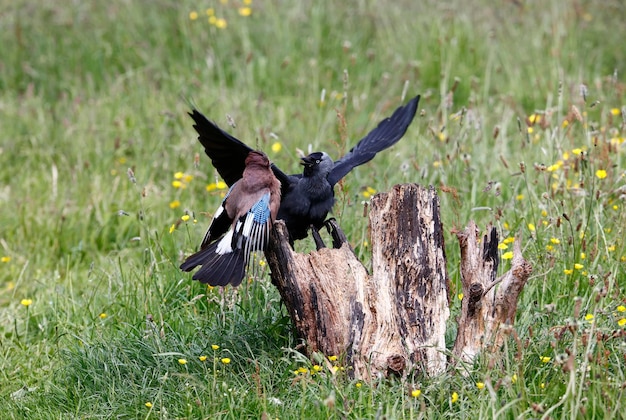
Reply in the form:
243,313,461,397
180,151,281,286
188,95,420,245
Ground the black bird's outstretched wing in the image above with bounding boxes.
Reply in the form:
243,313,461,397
327,95,420,186
189,110,254,187
189,109,290,187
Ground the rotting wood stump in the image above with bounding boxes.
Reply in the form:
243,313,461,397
265,183,532,381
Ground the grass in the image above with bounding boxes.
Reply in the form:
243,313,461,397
1,0,625,418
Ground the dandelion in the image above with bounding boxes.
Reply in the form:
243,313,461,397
540,383,545,389
584,313,594,322
221,357,231,364
328,355,338,362
564,268,574,275
206,8,215,16
216,181,227,189
238,7,252,16
297,367,309,374
271,142,282,153
540,356,551,363
572,148,583,155
212,344,220,350
313,365,322,372
458,293,464,300
451,391,459,403
511,374,517,384
550,238,560,244
498,243,508,250
1,256,10,263
259,260,266,267
145,402,153,408
611,108,621,116
617,305,626,313
20,299,33,307
183,174,193,183
172,180,184,189
99,313,107,319
411,389,421,398
527,223,535,232
502,251,514,260
580,252,586,260
595,169,607,179
574,263,584,270
618,318,626,327
546,245,554,252
527,127,534,134
189,11,198,20
362,186,376,198
169,200,181,209
476,382,485,390
516,194,524,201
169,224,176,234
199,355,207,361
178,359,188,365
608,245,616,252
215,18,227,29
181,215,190,222
355,382,362,388
174,171,184,179
503,237,515,244
208,16,217,24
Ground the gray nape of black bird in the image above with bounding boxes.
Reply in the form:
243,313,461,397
188,94,420,245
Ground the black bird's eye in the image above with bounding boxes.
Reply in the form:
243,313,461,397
315,159,320,164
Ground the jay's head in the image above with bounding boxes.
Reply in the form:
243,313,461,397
245,150,271,168
301,152,333,177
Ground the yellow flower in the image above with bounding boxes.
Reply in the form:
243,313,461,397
476,382,485,390
145,402,153,408
208,16,217,25
212,344,220,350
572,148,583,155
221,357,231,364
99,313,107,319
183,174,194,183
595,169,607,179
584,313,594,322
550,238,560,244
511,374,517,384
313,365,322,372
259,259,266,267
199,355,207,362
1,256,10,263
516,194,524,201
178,359,187,365
355,382,362,388
243,0,252,4
169,224,176,234
540,356,551,363
215,18,227,29
502,251,514,260
172,180,184,189
540,382,545,389
617,305,626,313
498,243,508,250
527,223,535,232
216,181,227,189
181,215,190,222
503,237,515,244
562,151,570,161
611,108,621,116
174,171,184,179
206,7,215,16
545,245,554,252
297,366,309,374
328,355,338,362
411,389,421,398
580,252,586,260
238,7,252,16
451,391,459,403
617,318,626,327
608,245,616,252
527,127,534,134
169,200,181,209
271,142,282,153
20,299,33,307
458,293,464,300
564,269,573,275
573,263,583,270
189,11,198,20
362,186,376,198
433,160,442,168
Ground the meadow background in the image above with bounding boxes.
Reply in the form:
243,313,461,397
1,0,626,418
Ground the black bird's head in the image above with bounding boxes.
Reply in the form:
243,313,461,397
301,152,333,177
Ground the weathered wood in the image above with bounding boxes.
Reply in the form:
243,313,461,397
266,184,450,379
452,222,533,367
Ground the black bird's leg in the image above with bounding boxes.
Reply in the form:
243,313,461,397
310,225,327,250
324,218,348,249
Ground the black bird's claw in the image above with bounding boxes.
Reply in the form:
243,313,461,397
324,218,348,249
311,225,326,250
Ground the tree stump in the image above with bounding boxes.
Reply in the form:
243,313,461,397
451,222,533,367
266,184,449,379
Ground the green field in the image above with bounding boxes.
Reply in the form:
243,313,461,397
1,0,625,418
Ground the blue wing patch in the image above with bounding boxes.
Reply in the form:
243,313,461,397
250,193,271,224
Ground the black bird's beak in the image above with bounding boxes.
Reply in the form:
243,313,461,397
300,155,315,167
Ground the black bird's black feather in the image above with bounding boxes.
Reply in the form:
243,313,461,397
188,95,420,243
